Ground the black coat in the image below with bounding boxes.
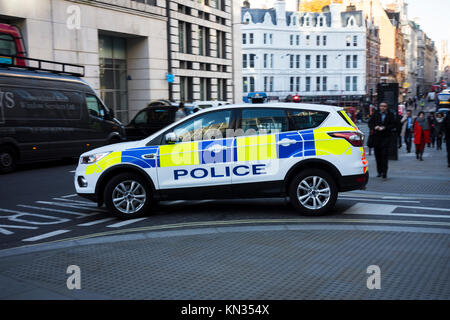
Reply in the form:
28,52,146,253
368,111,396,148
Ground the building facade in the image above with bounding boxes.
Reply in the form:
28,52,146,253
168,0,236,104
366,18,380,103
0,0,169,123
241,0,366,104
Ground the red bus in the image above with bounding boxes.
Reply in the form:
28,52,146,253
0,23,26,65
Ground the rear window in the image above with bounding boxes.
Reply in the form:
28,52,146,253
287,109,329,130
0,86,83,121
338,110,357,128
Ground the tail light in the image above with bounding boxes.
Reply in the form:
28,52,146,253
328,131,364,147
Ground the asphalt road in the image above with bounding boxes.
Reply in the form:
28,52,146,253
1,159,449,251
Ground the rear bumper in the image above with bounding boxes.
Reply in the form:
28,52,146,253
339,172,369,192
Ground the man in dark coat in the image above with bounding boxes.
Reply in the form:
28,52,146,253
368,102,396,179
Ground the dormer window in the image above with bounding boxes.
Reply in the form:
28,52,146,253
347,16,356,27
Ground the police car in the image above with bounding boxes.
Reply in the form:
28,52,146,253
75,104,369,218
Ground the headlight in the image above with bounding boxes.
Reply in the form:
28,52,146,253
80,152,111,164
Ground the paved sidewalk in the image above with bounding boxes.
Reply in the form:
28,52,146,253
359,123,450,196
0,225,449,300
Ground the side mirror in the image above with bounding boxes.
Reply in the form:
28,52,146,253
165,132,177,144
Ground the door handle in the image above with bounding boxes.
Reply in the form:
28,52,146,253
278,138,298,147
142,153,156,159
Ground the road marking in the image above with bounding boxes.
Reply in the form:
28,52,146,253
78,218,116,226
397,205,450,213
0,208,70,225
340,197,420,203
344,203,450,219
22,230,71,242
106,218,147,228
17,205,90,217
52,198,98,206
0,224,38,235
36,201,107,212
61,194,77,198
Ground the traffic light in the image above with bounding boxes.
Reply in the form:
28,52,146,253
293,95,300,103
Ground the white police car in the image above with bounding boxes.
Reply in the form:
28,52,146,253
75,104,368,218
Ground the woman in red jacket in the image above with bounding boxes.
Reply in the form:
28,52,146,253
413,111,431,161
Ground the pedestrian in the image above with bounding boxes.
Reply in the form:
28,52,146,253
435,112,445,150
444,111,450,167
420,100,425,110
175,102,186,122
413,111,431,161
427,112,436,148
368,102,396,179
401,110,414,153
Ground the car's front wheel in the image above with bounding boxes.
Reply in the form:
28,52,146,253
289,169,338,216
0,146,17,174
104,173,153,219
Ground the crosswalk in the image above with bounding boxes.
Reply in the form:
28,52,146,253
0,192,449,245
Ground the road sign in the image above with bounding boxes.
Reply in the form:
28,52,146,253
166,74,174,83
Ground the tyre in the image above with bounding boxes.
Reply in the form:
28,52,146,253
104,172,153,219
0,146,17,174
288,169,338,216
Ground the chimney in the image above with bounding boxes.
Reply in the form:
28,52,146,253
273,0,286,26
330,2,342,28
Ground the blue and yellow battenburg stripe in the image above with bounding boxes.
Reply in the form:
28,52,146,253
85,127,357,175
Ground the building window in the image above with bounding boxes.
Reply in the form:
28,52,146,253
316,55,321,68
242,54,247,68
99,35,128,123
269,76,274,92
290,34,294,45
296,77,300,92
290,54,294,68
346,35,351,47
319,17,324,27
263,33,267,44
290,77,294,92
306,35,310,45
296,35,300,45
249,76,255,92
243,77,255,93
346,76,351,91
346,55,351,68
316,35,320,46
353,55,358,68
353,76,358,91
323,35,327,46
322,77,327,91
249,33,254,44
353,35,358,46
217,78,226,101
306,77,311,92
316,77,321,91
306,55,311,68
264,54,268,68
180,76,193,102
200,78,212,100
296,55,300,68
249,54,255,68
198,26,210,56
264,76,268,92
323,55,327,69
216,30,226,59
242,33,246,44
269,34,273,44
178,21,192,54
243,77,248,93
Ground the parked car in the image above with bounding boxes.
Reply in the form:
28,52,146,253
0,56,125,173
75,103,369,218
191,100,230,112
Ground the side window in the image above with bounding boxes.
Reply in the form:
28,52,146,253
171,110,232,142
148,108,171,122
86,95,105,118
240,108,288,136
287,109,329,130
134,110,148,125
0,34,17,56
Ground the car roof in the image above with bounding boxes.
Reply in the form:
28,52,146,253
191,103,342,114
0,68,88,85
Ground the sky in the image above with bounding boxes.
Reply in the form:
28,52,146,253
247,0,450,53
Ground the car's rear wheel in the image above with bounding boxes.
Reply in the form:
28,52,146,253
289,169,337,216
104,173,152,219
0,146,17,174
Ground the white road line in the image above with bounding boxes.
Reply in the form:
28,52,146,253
397,205,450,213
0,208,70,224
77,218,116,226
344,203,450,219
52,198,98,206
17,205,90,217
0,225,38,235
22,230,71,242
339,197,420,203
106,218,147,228
36,201,107,212
61,194,78,198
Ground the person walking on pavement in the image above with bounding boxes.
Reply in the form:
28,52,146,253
401,110,414,153
175,102,186,122
368,102,396,180
435,112,445,151
427,112,436,148
444,111,450,167
413,111,430,161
